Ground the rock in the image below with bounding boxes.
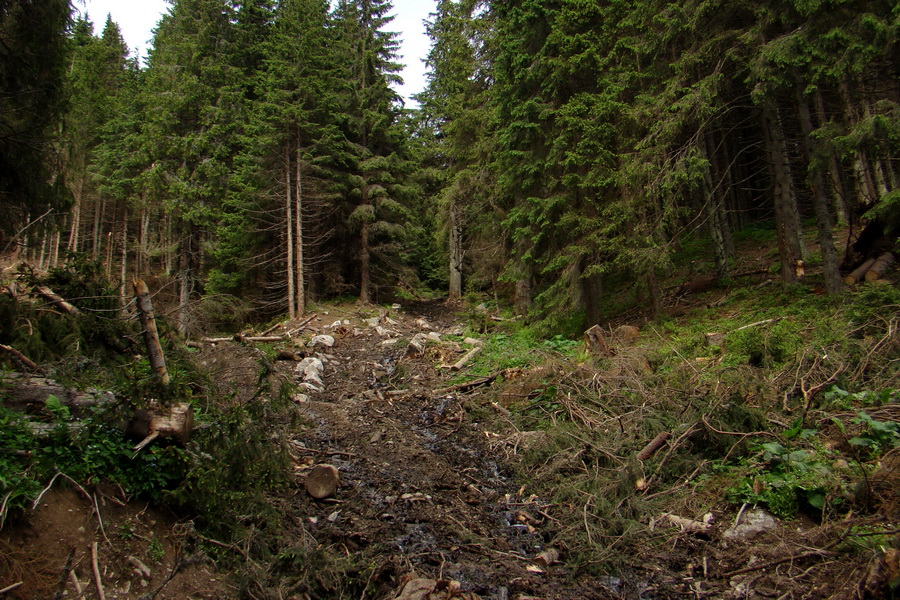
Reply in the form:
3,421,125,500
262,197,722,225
382,339,400,347
296,357,324,387
406,333,430,356
375,326,397,338
722,508,777,541
463,337,483,346
391,303,401,310
415,318,433,330
327,320,342,328
305,464,340,499
427,331,442,342
291,393,309,403
308,334,335,349
364,317,381,328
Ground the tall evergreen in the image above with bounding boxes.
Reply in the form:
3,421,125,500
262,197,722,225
0,0,71,240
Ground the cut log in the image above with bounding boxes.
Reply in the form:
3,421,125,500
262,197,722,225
305,464,340,499
33,285,80,315
865,252,896,282
584,325,615,357
844,258,876,285
450,346,482,371
133,279,169,386
128,402,194,452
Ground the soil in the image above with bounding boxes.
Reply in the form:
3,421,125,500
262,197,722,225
1,299,895,599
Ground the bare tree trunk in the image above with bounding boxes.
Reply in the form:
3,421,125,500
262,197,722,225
38,236,47,272
119,208,128,311
286,143,296,319
50,230,60,269
796,88,844,295
92,197,104,260
580,257,603,327
138,203,149,275
360,219,371,305
813,89,851,225
703,133,732,280
294,139,305,316
67,175,83,254
177,230,192,339
838,78,879,208
449,200,463,300
762,103,805,285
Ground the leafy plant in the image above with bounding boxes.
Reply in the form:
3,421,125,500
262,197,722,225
848,412,900,457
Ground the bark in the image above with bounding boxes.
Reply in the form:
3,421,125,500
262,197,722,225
119,209,128,311
703,134,732,280
294,139,305,315
449,201,463,300
359,185,371,305
762,103,805,285
34,286,80,315
844,258,875,285
128,402,193,451
1,373,116,412
286,143,296,319
134,278,170,386
796,88,843,294
865,253,895,282
67,174,83,254
637,431,671,462
177,231,193,339
581,260,603,328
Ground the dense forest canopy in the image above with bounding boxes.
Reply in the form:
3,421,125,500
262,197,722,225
1,0,898,334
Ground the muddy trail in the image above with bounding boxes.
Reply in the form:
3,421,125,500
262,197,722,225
194,301,613,599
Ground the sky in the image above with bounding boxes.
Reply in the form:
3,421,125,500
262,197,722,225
77,0,435,104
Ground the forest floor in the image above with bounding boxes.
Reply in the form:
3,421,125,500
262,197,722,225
5,284,897,599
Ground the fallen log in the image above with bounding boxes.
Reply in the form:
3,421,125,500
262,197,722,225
845,258,876,286
1,373,116,413
128,402,194,452
865,252,896,282
33,285,80,315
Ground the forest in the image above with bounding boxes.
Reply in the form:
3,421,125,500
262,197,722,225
1,0,899,599
1,0,895,331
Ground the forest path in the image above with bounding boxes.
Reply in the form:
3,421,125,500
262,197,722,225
261,300,612,599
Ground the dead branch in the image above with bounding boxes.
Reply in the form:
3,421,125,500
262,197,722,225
723,548,839,577
90,542,106,600
433,373,500,396
636,432,671,462
0,344,41,372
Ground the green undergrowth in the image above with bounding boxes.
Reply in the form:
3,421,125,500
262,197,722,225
472,280,900,575
0,260,294,551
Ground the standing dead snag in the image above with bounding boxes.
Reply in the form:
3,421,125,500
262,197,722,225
133,279,169,386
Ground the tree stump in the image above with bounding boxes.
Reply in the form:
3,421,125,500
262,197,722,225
584,325,615,357
128,402,194,452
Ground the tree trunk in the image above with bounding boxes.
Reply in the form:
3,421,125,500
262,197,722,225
134,278,169,386
177,231,193,339
294,138,305,316
796,88,844,294
448,200,463,300
359,184,371,305
703,133,732,280
67,174,83,254
762,103,805,285
581,260,603,328
286,142,296,319
119,209,128,312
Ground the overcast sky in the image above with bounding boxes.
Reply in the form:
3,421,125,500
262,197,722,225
77,0,435,104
